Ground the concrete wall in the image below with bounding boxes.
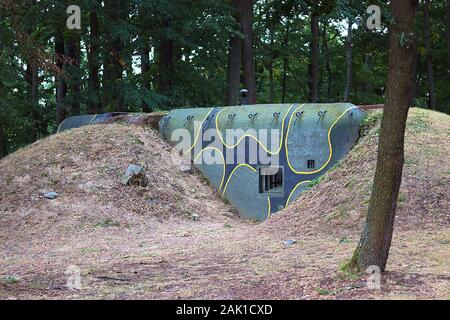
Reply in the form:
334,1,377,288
57,113,129,133
160,103,364,221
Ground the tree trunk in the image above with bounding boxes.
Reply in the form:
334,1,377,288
410,51,419,105
309,14,319,103
25,59,39,141
157,30,175,100
281,23,290,104
348,0,418,272
424,0,436,110
344,20,353,102
66,31,81,116
225,35,242,106
102,0,126,112
140,43,152,112
225,0,242,106
268,31,275,104
240,0,257,104
362,53,372,95
322,24,332,101
268,65,274,103
55,30,66,125
88,6,101,114
446,0,450,69
102,48,111,110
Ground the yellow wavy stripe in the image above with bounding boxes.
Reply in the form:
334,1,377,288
285,180,312,207
285,106,358,175
88,114,98,125
267,197,271,219
215,104,298,155
221,163,257,195
183,108,214,156
56,118,67,133
194,147,225,192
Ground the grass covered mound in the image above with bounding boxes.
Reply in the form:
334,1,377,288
0,124,234,245
268,108,450,237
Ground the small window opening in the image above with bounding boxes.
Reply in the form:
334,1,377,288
259,167,283,194
307,159,315,169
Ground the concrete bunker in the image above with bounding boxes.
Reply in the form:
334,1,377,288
159,103,364,221
55,103,365,221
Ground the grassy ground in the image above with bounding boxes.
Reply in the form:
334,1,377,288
0,108,448,299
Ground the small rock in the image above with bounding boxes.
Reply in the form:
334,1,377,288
44,192,59,200
121,165,148,187
179,163,193,173
191,213,200,221
283,239,297,246
223,212,237,219
146,197,160,205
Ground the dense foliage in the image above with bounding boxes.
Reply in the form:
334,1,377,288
0,0,449,157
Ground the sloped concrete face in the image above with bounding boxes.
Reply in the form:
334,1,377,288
57,113,129,132
161,103,364,221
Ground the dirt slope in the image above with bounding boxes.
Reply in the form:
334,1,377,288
0,108,448,300
0,124,237,247
267,108,450,238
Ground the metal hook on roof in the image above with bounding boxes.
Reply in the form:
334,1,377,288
184,115,194,127
317,111,327,124
270,112,281,125
248,112,258,121
318,111,327,118
162,116,171,128
226,113,236,125
294,111,304,124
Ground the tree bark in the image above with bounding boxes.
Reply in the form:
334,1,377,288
66,31,81,116
157,29,175,99
281,23,290,104
25,59,39,141
102,0,127,112
344,20,353,102
348,0,418,272
140,43,152,112
424,0,436,109
362,53,372,95
309,14,319,103
23,0,39,141
88,6,101,114
281,63,287,103
55,30,66,125
240,0,257,104
268,32,275,103
410,51,419,105
225,0,242,106
322,24,332,101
